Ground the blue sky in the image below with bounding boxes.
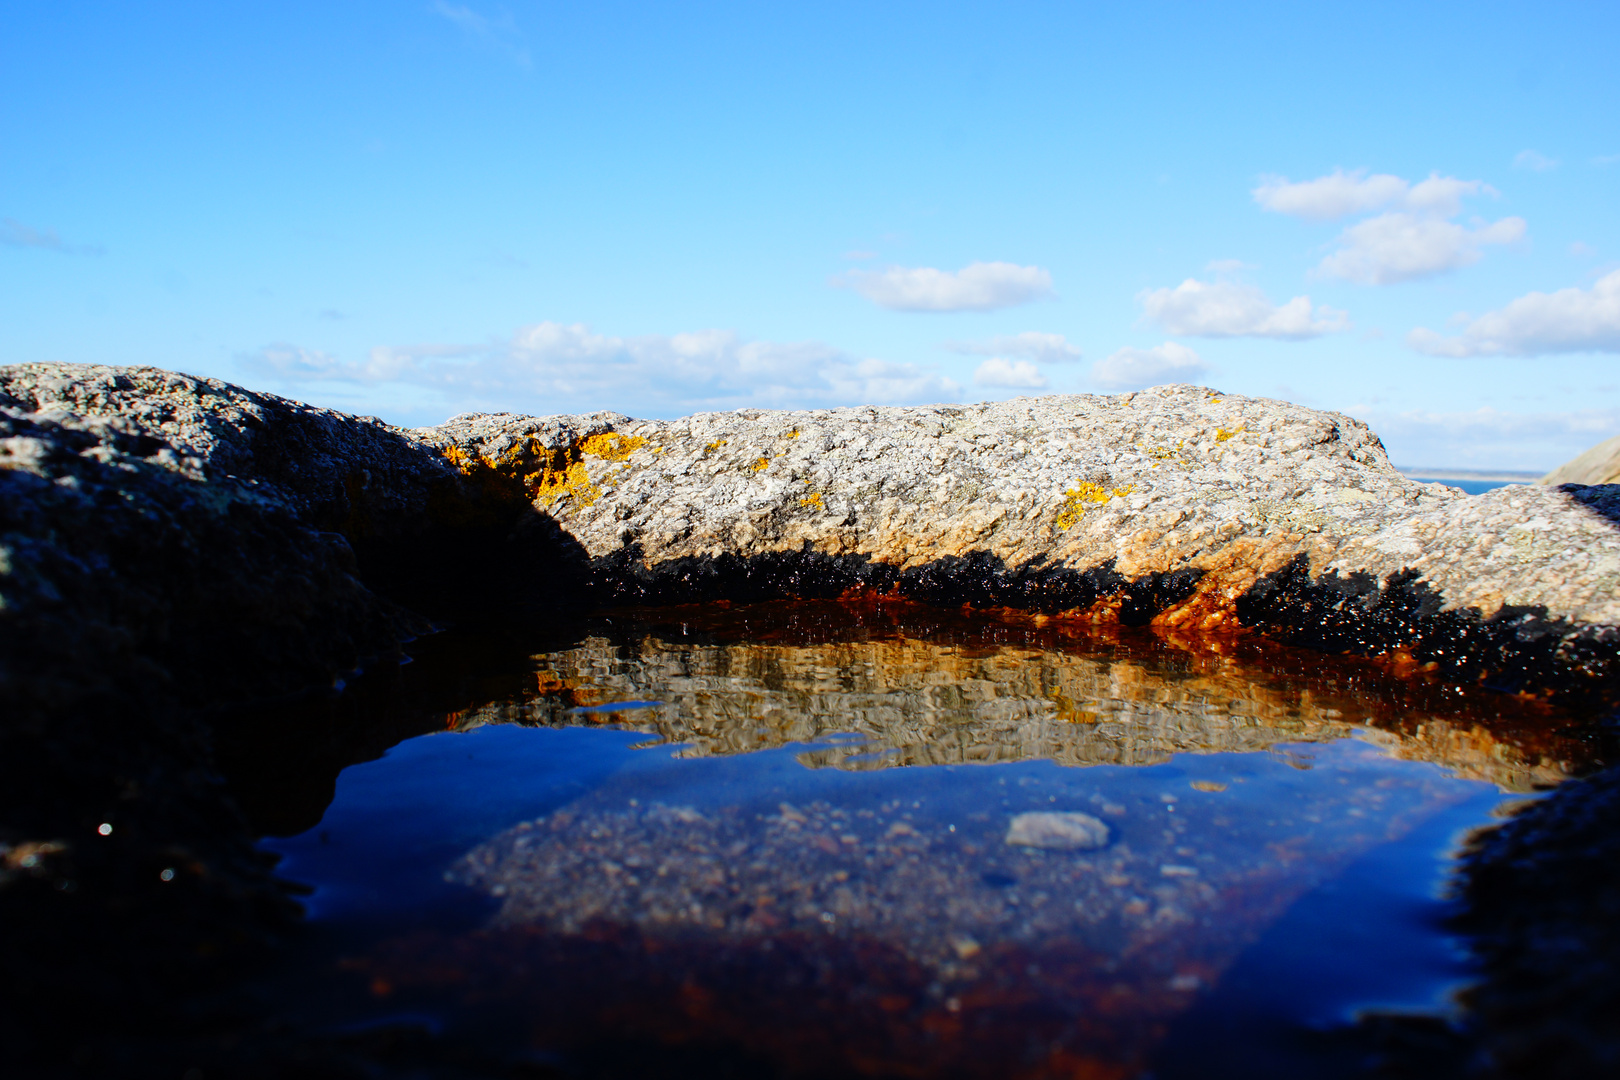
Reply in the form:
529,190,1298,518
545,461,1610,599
3,1,1617,468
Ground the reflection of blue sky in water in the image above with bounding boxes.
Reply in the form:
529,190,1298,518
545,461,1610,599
267,720,1510,1068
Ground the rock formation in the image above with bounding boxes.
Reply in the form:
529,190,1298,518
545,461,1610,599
1542,430,1620,487
3,361,1619,1075
422,387,1620,707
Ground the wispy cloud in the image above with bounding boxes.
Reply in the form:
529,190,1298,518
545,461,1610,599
1513,149,1559,172
944,331,1081,364
1,217,104,255
1315,213,1526,285
242,322,962,421
1407,269,1620,357
1254,169,1524,285
432,2,531,68
1138,279,1348,339
1253,169,1490,221
972,358,1048,389
834,262,1054,312
1349,404,1620,471
1090,342,1209,390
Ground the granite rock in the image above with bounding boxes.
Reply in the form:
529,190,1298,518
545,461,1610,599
1542,431,1620,487
423,387,1620,704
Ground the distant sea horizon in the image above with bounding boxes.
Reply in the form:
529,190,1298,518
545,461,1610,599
1395,466,1542,496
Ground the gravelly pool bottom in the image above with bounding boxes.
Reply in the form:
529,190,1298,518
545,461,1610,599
267,723,1513,1079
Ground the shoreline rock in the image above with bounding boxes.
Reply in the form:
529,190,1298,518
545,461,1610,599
1542,431,1620,487
4,361,1619,1076
424,387,1620,708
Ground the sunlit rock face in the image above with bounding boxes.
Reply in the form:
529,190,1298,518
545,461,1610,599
420,387,1620,634
1543,431,1620,486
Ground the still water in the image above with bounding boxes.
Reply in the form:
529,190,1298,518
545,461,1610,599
263,600,1584,1078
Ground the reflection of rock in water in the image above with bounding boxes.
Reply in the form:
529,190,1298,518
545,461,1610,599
447,626,1577,790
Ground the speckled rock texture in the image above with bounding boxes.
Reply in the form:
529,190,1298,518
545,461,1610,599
1543,431,1620,486
423,387,1620,706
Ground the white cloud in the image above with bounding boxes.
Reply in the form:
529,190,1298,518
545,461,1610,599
1253,169,1491,221
1513,150,1559,172
0,217,103,255
1315,213,1526,285
1138,279,1349,339
1407,269,1620,357
1090,343,1210,391
834,262,1054,312
1253,169,1410,220
1253,168,1522,284
241,322,962,423
972,358,1048,389
945,331,1081,364
1349,405,1620,471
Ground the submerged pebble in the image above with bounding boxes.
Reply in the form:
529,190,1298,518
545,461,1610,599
1004,811,1110,850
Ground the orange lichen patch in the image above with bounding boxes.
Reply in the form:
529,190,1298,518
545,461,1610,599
533,459,598,507
1056,482,1137,530
578,432,646,461
800,492,823,508
704,438,728,454
751,457,771,472
441,430,651,511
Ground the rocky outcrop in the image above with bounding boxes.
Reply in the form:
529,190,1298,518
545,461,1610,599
0,363,566,1071
1542,431,1620,486
6,363,1615,717
4,361,1619,1075
425,388,1620,707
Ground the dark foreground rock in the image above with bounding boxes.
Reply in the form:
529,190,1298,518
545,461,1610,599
1451,760,1620,1077
2,361,1618,1076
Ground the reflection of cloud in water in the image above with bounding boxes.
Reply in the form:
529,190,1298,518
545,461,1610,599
446,615,1580,791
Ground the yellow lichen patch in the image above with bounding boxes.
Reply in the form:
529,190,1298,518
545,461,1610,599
705,438,728,454
751,457,771,472
534,458,599,508
800,492,823,508
783,429,799,439
1143,441,1184,461
1055,481,1136,530
579,432,646,461
1215,425,1244,442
